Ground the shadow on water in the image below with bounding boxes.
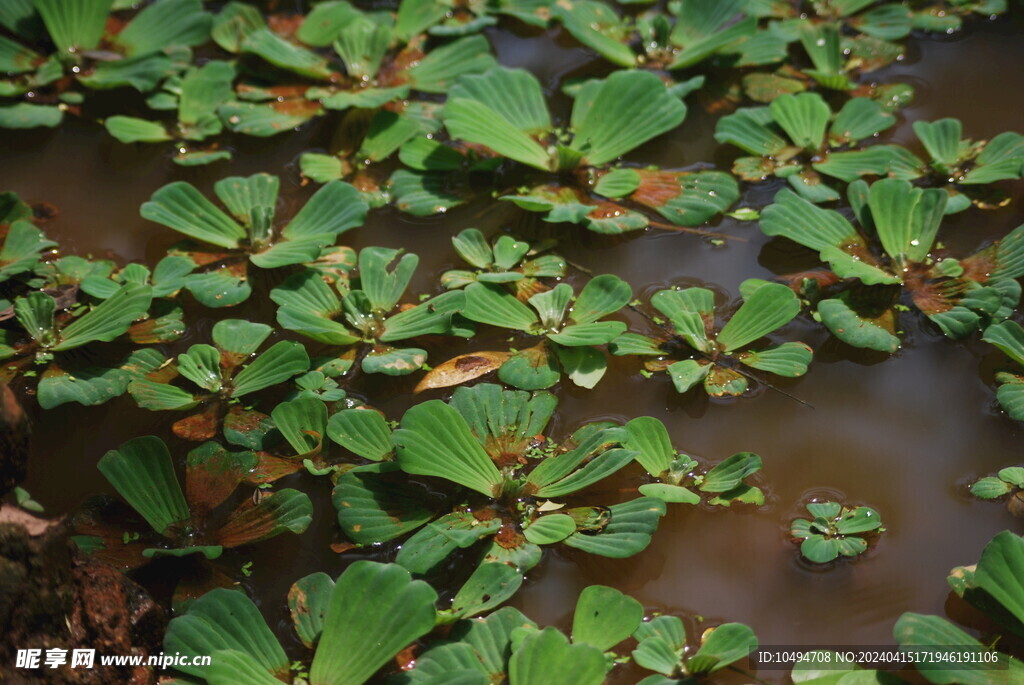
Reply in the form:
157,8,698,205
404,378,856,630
2,12,1024,683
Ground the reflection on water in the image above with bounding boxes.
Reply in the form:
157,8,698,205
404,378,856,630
2,12,1024,683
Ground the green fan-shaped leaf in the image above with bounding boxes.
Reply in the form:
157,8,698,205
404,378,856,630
465,282,538,331
448,66,551,134
230,341,309,397
289,572,334,650
701,452,761,493
623,416,675,476
213,173,279,241
242,26,333,79
359,247,418,312
912,118,963,170
651,287,714,353
211,319,271,357
405,35,497,93
220,100,324,137
34,0,111,54
509,627,606,685
449,562,523,620
0,103,62,129
893,613,1022,684
974,531,1024,630
522,513,576,545
114,0,212,56
669,0,756,68
141,182,246,249
571,274,632,324
328,409,393,461
769,92,830,150
396,511,503,574
97,436,189,536
283,181,368,241
332,463,435,544
553,0,636,68
443,98,551,170
54,283,153,350
985,321,1024,367
571,71,686,166
310,562,439,685
685,623,757,674
563,497,666,557
714,107,787,156
716,282,800,352
868,178,947,263
394,401,503,497
271,396,327,456
105,116,171,143
829,97,895,143
817,297,900,353
164,588,288,680
572,585,643,652
735,341,812,377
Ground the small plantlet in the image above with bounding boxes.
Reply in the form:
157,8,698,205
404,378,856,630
612,280,812,397
971,467,1024,516
791,501,884,563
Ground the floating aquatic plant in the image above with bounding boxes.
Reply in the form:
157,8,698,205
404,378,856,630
394,66,739,232
632,616,758,681
140,173,368,307
895,530,1024,682
441,228,567,299
971,465,1024,516
551,0,784,72
981,321,1024,422
624,416,766,505
715,92,897,202
271,246,468,375
396,0,552,38
0,0,212,129
331,384,667,585
105,60,237,165
455,274,631,389
790,501,884,563
760,179,1024,352
0,191,55,287
810,117,1024,213
165,562,445,685
127,318,310,441
0,282,161,408
73,436,312,573
398,585,651,685
611,280,811,397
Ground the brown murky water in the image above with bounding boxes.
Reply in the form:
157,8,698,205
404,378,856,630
3,11,1024,683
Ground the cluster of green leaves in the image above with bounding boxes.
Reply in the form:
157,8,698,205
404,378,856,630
759,178,1024,353
331,383,668,584
140,172,368,307
73,435,312,605
798,530,1024,684
624,416,766,506
391,65,740,232
718,96,1024,209
271,245,468,376
163,563,759,685
971,464,1024,517
0,0,213,130
612,280,811,397
790,501,884,563
126,318,310,441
